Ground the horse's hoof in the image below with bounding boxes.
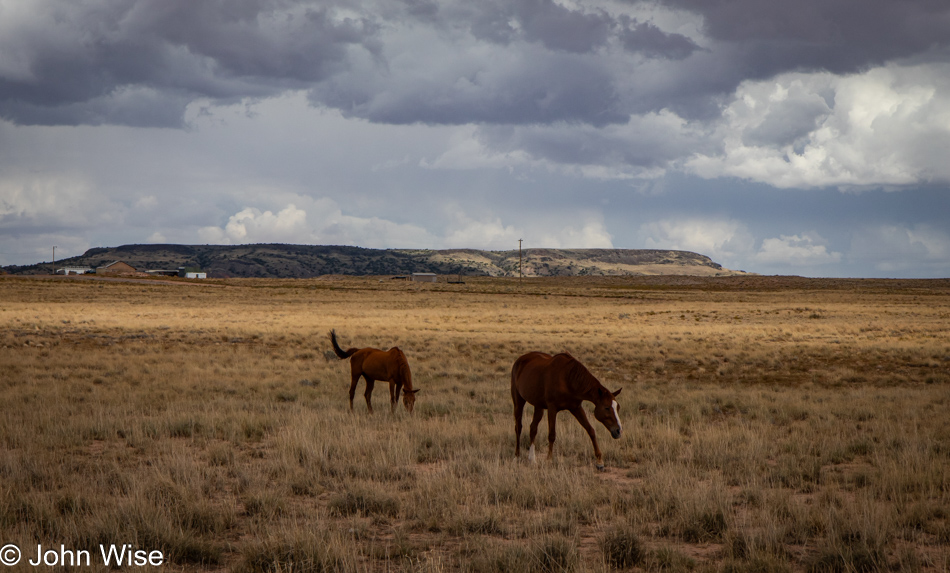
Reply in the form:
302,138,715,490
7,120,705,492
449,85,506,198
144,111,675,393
596,464,606,472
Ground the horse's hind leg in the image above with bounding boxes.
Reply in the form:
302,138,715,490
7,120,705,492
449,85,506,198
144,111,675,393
528,406,545,462
348,371,361,412
513,394,526,458
364,378,376,414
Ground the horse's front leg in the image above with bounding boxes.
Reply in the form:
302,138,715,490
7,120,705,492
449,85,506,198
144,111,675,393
390,382,401,413
546,409,559,461
569,406,604,471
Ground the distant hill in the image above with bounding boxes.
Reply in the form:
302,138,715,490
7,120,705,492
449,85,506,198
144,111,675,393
2,244,745,278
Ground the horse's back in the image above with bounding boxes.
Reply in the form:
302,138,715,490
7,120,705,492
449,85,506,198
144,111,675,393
352,347,386,375
512,352,560,406
512,351,552,382
355,346,408,381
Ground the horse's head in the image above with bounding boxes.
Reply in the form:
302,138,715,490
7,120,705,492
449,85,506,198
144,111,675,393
592,388,623,439
403,389,419,413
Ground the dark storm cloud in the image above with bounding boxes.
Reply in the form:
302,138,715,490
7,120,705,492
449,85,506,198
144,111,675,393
310,49,627,126
619,18,700,60
0,0,739,129
1,0,948,136
0,88,194,128
662,0,950,76
513,0,613,53
0,0,379,126
446,0,612,52
131,1,378,81
475,114,707,171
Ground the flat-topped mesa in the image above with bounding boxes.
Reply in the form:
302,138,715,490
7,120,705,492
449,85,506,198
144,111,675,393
4,245,743,278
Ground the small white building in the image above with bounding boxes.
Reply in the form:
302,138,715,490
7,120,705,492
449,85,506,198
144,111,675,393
411,272,437,283
56,267,93,275
178,268,207,279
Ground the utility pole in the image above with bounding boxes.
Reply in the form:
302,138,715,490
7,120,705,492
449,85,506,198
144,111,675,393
518,239,523,282
52,245,57,264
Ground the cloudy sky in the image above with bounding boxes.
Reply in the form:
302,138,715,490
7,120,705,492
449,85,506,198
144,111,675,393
1,0,949,277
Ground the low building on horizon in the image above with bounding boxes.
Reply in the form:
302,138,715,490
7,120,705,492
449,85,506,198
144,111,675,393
96,261,140,276
178,267,207,279
56,267,94,275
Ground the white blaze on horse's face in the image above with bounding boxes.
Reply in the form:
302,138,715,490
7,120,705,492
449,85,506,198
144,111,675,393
604,400,622,439
594,397,622,440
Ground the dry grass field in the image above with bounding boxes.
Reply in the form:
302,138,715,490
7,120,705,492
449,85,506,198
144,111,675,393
1,274,949,572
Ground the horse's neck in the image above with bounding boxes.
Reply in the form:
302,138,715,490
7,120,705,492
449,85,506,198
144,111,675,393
567,363,603,399
393,351,412,389
580,381,607,402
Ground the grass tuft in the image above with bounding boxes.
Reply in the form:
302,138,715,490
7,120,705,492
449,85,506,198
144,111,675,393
601,523,645,569
533,535,578,573
328,488,401,518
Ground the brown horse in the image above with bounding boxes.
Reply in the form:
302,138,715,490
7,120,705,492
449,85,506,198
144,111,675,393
330,330,418,413
511,352,622,470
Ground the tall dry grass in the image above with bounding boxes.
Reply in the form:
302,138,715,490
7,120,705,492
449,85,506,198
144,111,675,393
1,275,949,572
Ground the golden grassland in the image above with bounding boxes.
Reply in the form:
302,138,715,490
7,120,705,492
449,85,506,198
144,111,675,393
1,274,949,572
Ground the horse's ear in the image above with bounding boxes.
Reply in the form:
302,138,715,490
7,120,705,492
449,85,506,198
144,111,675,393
407,389,419,394
612,388,622,397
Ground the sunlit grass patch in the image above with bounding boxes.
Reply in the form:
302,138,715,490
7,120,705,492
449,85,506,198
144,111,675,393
2,275,949,571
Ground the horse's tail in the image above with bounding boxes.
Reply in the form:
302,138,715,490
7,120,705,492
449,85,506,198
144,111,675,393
329,329,356,359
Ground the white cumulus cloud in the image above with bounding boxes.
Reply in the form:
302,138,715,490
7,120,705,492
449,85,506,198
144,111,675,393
754,233,842,266
198,201,436,248
687,62,950,189
198,201,618,252
639,217,754,266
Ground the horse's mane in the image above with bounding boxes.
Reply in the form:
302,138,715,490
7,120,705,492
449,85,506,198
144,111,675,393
557,353,603,396
390,347,413,389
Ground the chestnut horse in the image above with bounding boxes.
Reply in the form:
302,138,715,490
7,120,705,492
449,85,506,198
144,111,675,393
330,330,418,413
512,352,622,470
